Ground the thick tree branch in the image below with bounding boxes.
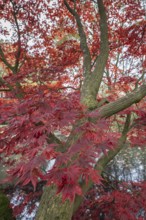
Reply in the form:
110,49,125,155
98,83,146,118
80,0,109,109
92,0,109,82
54,83,146,155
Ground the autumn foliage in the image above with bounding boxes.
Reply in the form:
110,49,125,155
0,0,146,219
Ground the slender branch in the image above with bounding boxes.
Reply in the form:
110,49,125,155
0,1,21,74
91,55,98,69
0,89,10,92
0,46,14,72
47,133,64,150
58,86,80,91
0,77,14,91
10,0,21,73
73,114,131,214
134,70,146,90
64,0,91,76
104,69,112,90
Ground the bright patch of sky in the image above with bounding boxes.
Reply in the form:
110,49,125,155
0,20,13,42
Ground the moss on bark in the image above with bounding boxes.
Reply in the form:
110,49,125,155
0,191,15,220
35,185,73,220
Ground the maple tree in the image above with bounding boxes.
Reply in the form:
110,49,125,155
0,0,146,219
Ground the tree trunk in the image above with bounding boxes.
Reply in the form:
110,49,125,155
35,185,73,220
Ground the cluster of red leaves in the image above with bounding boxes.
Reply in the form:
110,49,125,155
0,86,120,201
73,180,146,220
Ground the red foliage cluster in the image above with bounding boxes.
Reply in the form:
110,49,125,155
73,180,146,220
